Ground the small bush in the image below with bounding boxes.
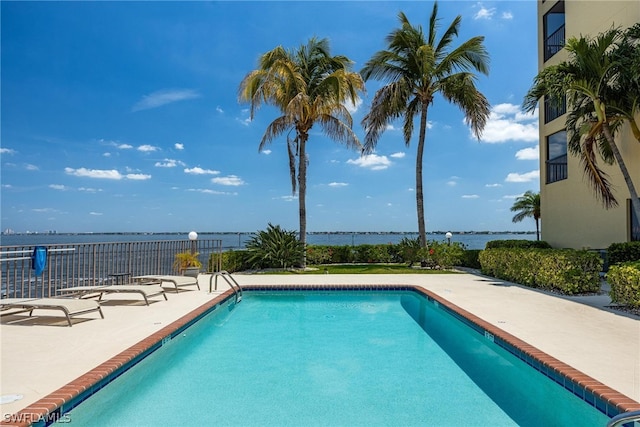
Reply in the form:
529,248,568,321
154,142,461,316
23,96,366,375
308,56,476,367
427,241,465,269
460,249,482,269
208,250,251,273
479,248,602,294
306,246,333,265
485,239,552,249
607,261,640,307
607,242,640,265
246,223,304,269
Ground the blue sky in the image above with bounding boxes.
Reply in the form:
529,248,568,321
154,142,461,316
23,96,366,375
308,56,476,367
1,1,540,234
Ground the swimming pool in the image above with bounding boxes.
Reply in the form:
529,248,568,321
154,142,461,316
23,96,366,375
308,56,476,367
48,287,613,426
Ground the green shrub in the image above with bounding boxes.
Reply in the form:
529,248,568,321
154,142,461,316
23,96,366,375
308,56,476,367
607,242,640,265
485,239,552,249
607,261,640,307
460,249,482,269
245,223,304,269
479,248,602,294
306,246,333,265
428,241,465,269
397,237,422,266
209,250,251,273
329,245,355,263
352,244,394,263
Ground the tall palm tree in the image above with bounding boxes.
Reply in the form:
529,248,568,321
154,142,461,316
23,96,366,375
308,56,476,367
523,25,640,222
360,2,490,248
511,191,541,241
238,38,364,266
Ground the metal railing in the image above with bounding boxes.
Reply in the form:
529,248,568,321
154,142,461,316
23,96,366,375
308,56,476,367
546,155,568,183
544,24,565,61
606,410,640,427
0,239,223,299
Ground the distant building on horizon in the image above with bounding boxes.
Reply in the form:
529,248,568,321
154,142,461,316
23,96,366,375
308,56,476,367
536,0,640,249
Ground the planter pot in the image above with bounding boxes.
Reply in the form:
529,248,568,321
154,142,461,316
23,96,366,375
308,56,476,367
183,267,200,278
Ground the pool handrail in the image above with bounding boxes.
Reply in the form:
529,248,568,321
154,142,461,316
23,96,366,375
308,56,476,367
209,271,243,303
606,410,640,427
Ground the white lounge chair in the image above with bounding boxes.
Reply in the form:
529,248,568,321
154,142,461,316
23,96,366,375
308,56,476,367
57,284,167,306
0,297,104,326
133,275,200,292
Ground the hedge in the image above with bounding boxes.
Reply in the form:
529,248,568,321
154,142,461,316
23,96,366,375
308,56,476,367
607,261,640,307
607,242,640,265
485,239,552,249
479,248,602,294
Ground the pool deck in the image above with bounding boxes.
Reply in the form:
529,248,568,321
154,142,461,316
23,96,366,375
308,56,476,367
1,270,639,423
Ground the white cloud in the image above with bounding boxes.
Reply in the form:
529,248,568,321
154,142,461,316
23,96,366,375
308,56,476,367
89,212,103,216
0,148,16,154
155,159,185,168
175,143,184,150
49,184,68,191
262,149,272,155
503,193,525,199
184,167,220,175
474,3,496,20
477,103,539,143
216,106,224,114
505,170,540,183
390,152,405,159
502,11,513,20
515,146,539,160
25,164,39,171
485,183,503,188
274,195,297,202
212,175,245,186
78,187,102,193
343,98,362,114
447,181,457,187
328,182,348,187
103,152,111,157
118,144,133,150
462,194,480,199
347,153,391,170
132,89,200,112
65,167,123,179
188,188,237,195
138,144,159,152
126,173,152,180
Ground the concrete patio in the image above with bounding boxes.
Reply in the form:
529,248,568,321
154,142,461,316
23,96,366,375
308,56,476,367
1,271,639,421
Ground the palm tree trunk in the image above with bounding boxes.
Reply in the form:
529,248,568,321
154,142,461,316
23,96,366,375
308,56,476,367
298,134,308,268
602,123,640,228
416,104,429,248
535,218,540,241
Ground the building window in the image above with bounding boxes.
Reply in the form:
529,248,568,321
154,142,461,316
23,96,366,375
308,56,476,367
546,130,567,183
544,1,565,61
631,200,640,241
544,95,566,123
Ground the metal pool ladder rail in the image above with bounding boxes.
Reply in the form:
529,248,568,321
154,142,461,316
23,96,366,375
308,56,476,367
209,271,243,303
606,410,640,427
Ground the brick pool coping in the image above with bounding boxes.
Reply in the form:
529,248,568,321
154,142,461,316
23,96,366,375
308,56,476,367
3,284,639,426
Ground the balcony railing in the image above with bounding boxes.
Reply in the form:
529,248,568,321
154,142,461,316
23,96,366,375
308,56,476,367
0,239,223,299
544,24,565,61
546,155,568,183
544,96,566,123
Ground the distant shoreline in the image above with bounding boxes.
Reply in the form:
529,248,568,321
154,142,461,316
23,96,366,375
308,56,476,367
2,230,536,236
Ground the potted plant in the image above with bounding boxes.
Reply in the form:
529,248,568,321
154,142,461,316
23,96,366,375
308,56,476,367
173,251,202,277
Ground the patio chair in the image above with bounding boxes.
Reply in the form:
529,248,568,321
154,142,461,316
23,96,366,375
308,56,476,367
0,297,104,327
133,275,200,292
57,283,167,306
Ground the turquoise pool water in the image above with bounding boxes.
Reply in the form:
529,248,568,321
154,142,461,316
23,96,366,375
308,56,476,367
59,291,609,426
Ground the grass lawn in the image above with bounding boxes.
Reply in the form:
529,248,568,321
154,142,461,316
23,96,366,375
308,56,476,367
260,263,460,274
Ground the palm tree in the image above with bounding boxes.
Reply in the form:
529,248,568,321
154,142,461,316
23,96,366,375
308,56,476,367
360,2,490,248
523,25,640,222
238,38,364,267
511,191,541,241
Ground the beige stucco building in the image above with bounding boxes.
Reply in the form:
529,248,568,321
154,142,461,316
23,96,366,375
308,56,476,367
536,0,640,249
